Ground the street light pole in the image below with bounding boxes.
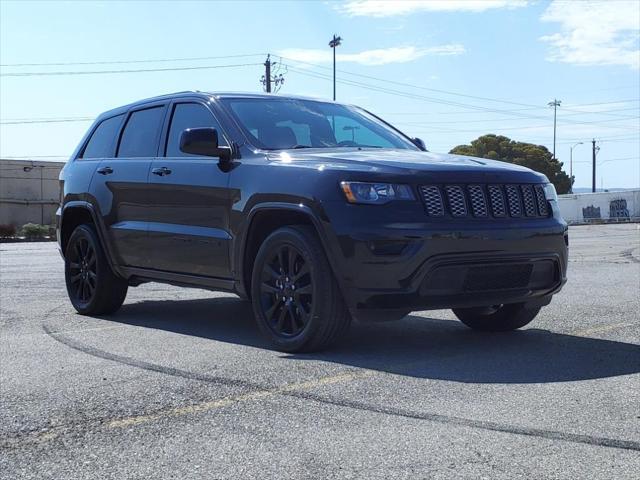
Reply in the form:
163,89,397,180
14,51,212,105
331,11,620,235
569,141,583,194
328,34,342,101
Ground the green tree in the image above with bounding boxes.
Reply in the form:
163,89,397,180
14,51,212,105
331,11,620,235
450,134,572,194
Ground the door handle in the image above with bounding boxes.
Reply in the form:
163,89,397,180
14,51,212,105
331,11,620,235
96,166,113,175
151,167,172,176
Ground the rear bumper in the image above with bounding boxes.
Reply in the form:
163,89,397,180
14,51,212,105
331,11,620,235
321,202,568,318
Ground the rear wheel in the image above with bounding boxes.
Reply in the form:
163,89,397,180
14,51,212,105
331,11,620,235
452,303,541,332
65,224,128,315
251,225,351,352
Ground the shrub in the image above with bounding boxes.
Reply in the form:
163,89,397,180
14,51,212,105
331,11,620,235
0,224,17,237
19,223,50,239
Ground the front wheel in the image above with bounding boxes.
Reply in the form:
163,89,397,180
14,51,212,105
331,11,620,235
251,225,351,352
65,224,128,315
452,303,541,332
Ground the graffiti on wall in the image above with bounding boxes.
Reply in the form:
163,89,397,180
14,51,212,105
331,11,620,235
609,199,630,220
582,205,601,220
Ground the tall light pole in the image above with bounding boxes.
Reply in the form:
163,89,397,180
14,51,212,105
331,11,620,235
569,141,583,194
328,34,342,101
548,99,561,160
592,139,600,193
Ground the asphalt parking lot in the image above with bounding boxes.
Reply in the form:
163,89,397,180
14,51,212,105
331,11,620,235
1,223,639,479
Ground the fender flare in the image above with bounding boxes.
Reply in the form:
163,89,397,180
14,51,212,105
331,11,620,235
60,201,126,278
235,202,344,299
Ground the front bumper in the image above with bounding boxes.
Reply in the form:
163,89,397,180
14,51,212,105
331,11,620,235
321,201,568,318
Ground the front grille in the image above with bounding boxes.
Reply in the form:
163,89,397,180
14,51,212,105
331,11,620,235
419,183,550,220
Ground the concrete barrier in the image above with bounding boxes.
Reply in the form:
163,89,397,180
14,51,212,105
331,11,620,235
558,189,640,224
0,159,65,227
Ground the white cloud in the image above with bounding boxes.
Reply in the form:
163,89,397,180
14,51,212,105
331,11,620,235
540,0,640,70
338,0,528,17
278,45,465,66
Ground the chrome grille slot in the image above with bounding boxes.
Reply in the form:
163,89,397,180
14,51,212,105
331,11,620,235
468,185,488,217
444,186,467,217
488,185,506,217
505,185,522,217
521,184,537,217
534,185,549,217
419,186,444,217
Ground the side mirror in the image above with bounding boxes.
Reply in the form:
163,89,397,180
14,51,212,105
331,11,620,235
180,127,232,161
412,137,427,151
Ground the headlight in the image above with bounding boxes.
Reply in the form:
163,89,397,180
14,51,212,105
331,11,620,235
340,181,415,204
543,183,558,201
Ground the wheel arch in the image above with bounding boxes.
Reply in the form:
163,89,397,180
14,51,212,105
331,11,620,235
237,203,342,300
60,201,124,278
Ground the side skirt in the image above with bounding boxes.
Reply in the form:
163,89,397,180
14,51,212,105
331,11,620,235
121,266,237,294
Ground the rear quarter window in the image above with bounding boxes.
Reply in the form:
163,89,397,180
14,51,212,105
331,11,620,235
81,114,124,159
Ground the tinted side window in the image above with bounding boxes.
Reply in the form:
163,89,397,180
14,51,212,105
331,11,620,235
81,115,124,159
117,106,165,158
166,103,225,157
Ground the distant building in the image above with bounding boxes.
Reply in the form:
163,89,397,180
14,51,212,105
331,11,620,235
0,159,65,227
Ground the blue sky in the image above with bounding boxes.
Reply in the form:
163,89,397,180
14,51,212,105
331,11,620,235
1,0,638,189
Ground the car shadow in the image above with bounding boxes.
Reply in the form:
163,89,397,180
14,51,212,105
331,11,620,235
109,296,640,384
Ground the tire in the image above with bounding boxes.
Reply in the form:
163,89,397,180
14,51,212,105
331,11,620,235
65,224,128,315
251,225,351,352
452,303,541,332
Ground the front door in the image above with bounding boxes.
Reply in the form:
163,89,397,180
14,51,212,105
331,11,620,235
146,101,232,278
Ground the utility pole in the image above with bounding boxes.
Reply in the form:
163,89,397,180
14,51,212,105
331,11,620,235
569,141,583,194
548,99,561,160
328,34,342,101
263,54,272,93
261,54,285,93
591,138,599,193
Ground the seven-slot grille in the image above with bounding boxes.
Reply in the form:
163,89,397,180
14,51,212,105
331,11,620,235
419,184,550,219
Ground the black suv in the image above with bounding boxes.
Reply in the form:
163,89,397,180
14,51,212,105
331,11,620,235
57,92,568,352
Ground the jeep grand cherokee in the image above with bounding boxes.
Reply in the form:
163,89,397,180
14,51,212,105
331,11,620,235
57,92,568,352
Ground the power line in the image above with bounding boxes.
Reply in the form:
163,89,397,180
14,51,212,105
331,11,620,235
380,105,640,118
0,62,263,77
0,53,267,67
281,56,640,119
281,56,544,110
285,65,639,131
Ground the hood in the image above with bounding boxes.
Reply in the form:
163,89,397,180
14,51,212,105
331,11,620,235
265,148,547,183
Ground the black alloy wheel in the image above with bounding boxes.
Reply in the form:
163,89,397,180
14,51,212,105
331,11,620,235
67,235,97,305
251,225,351,352
259,243,313,337
65,224,128,315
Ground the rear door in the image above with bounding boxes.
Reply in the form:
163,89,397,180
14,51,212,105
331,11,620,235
90,103,166,268
146,100,233,278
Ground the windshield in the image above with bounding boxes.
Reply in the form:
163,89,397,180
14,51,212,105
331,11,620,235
221,97,419,151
